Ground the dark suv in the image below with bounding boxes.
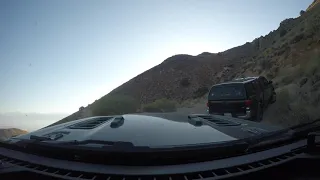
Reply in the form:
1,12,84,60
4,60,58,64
207,76,276,121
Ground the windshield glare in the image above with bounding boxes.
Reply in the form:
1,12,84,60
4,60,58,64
1,0,320,145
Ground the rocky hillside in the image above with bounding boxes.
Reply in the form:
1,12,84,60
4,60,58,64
53,2,320,127
307,0,320,11
0,128,28,141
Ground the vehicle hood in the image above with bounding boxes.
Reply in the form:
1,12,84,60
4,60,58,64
8,113,282,148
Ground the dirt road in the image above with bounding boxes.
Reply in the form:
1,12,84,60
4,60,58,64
176,100,275,124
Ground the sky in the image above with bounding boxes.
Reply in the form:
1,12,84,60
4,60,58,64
0,112,67,131
0,0,313,115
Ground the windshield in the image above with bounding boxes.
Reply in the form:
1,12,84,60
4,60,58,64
1,0,320,149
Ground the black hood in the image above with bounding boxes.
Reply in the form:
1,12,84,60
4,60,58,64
9,113,281,148
4,113,283,166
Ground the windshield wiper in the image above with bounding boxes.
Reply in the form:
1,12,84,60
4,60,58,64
8,137,250,156
53,140,134,147
40,139,249,152
23,139,151,152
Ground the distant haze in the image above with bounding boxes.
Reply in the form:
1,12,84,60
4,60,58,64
0,112,68,131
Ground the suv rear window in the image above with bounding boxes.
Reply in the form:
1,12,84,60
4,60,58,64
208,83,246,100
245,83,255,96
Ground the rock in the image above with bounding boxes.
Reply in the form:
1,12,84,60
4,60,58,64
312,81,320,91
280,18,294,27
299,77,308,87
79,106,85,111
312,74,320,85
290,34,305,44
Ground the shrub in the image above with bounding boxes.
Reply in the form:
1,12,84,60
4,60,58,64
280,29,287,37
290,33,304,44
230,73,236,80
281,75,295,85
275,88,311,126
79,106,84,111
264,48,271,54
193,87,209,98
180,78,190,87
304,53,320,76
300,10,305,16
260,59,272,70
266,73,274,79
298,53,320,77
311,92,320,106
91,95,139,116
272,88,291,118
278,89,290,105
142,99,176,112
299,77,308,87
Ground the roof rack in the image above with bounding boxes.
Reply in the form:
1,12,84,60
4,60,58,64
232,77,258,82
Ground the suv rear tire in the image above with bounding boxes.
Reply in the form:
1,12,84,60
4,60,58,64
270,92,276,104
251,102,263,121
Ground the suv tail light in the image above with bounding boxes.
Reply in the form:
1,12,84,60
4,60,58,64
206,102,209,107
245,100,252,107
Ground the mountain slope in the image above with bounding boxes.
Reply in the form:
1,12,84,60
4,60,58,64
307,0,320,11
0,128,28,141
54,2,320,127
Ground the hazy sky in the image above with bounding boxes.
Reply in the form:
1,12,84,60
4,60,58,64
0,112,68,131
0,0,312,114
